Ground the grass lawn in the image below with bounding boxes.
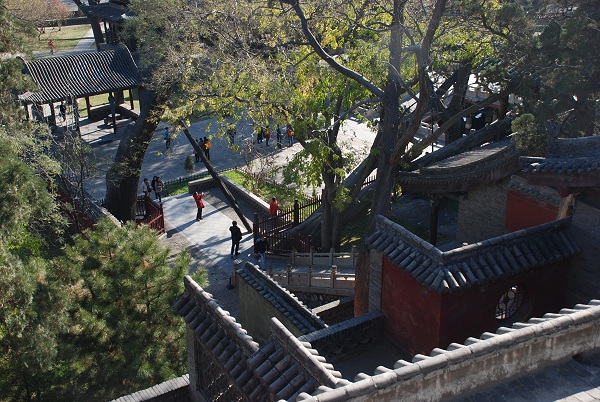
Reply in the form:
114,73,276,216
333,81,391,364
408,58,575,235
30,25,91,52
77,89,141,118
222,170,306,209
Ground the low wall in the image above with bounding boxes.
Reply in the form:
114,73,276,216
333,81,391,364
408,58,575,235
299,311,384,364
188,175,270,217
236,262,326,344
111,375,189,402
312,296,355,324
300,300,600,401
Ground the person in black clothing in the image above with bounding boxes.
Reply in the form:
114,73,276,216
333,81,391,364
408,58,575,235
254,236,269,269
229,221,242,257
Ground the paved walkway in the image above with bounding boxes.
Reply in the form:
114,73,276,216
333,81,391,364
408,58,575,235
78,113,376,277
161,193,257,275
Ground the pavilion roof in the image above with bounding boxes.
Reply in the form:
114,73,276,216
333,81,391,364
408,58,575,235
396,139,521,193
80,2,133,22
19,48,142,105
366,215,579,293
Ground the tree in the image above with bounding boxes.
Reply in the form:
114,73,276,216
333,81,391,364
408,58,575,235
5,0,70,39
517,0,600,137
54,219,195,400
1,4,199,398
130,0,594,314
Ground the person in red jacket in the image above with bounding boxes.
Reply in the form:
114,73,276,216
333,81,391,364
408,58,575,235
193,191,205,221
269,196,278,216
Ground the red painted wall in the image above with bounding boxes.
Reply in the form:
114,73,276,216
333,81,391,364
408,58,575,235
382,255,570,355
381,257,441,355
505,190,558,232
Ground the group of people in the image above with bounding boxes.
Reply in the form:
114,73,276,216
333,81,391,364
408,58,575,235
256,124,294,148
141,176,164,203
194,137,212,162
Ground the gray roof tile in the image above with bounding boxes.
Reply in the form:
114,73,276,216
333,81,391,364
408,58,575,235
366,215,580,292
20,48,142,104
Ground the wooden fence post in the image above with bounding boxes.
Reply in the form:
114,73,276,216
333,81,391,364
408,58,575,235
351,245,356,266
286,264,292,286
291,249,296,265
308,266,312,288
331,265,337,288
329,247,335,265
310,246,314,265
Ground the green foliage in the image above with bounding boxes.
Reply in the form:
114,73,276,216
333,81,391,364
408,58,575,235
517,0,600,137
512,113,546,156
223,169,305,209
57,219,191,400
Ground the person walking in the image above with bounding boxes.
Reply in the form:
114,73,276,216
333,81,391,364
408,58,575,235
155,177,164,203
141,178,152,197
193,191,205,221
229,221,242,257
286,125,294,146
254,236,269,269
151,175,158,195
203,137,211,161
265,126,271,146
164,127,171,149
194,138,201,162
276,124,283,148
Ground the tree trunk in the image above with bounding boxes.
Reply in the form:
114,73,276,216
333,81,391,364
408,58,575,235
179,122,252,232
104,88,169,221
71,0,105,50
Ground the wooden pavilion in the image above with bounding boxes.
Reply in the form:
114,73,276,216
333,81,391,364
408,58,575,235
19,48,142,133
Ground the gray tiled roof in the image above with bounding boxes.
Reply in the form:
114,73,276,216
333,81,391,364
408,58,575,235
237,262,327,335
520,136,600,176
175,276,342,402
366,215,580,292
81,2,134,21
507,175,562,206
397,139,520,193
19,48,142,104
111,374,189,402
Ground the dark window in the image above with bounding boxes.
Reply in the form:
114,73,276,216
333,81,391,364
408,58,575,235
496,285,524,320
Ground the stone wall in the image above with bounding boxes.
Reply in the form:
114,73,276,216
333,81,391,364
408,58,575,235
311,296,355,324
299,311,384,364
298,300,600,401
237,262,326,344
189,176,270,216
456,178,509,244
567,198,600,306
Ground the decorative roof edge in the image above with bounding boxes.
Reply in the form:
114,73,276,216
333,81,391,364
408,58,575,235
269,318,341,389
177,275,259,355
297,300,600,401
439,217,574,263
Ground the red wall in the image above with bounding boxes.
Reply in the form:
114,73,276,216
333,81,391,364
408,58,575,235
381,256,570,355
505,190,558,232
381,257,441,355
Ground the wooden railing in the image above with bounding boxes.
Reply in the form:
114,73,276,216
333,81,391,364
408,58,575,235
135,195,165,235
291,246,357,267
256,196,321,236
255,174,377,253
267,265,355,296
